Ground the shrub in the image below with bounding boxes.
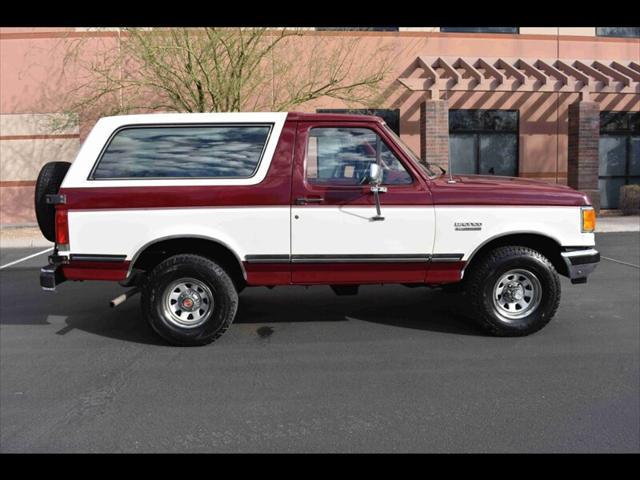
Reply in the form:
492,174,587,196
619,184,640,215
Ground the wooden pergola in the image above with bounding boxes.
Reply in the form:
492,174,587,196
398,56,640,99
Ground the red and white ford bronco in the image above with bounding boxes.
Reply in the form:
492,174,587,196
36,112,599,345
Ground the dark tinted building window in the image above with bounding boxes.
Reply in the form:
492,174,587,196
440,27,518,34
315,27,399,31
596,27,640,38
449,110,519,177
316,109,401,135
92,125,272,179
599,111,640,208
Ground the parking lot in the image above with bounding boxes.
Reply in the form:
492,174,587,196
0,232,638,452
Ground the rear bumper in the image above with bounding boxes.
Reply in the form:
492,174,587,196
40,262,67,291
561,248,600,284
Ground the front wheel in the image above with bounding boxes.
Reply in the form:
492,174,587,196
141,254,239,346
464,246,561,336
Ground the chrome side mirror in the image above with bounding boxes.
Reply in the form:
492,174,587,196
368,163,386,221
369,163,383,185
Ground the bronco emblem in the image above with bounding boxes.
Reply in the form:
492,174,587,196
455,222,482,231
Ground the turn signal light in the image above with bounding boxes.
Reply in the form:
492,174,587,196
55,209,69,247
581,207,596,233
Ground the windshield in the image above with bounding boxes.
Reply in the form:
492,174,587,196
382,124,441,178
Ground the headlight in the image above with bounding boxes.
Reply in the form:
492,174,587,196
581,207,596,233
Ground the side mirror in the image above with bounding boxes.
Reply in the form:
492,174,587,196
369,163,383,185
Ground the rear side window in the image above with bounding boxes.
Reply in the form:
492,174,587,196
91,124,272,179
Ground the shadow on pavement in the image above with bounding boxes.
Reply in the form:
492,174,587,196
1,276,485,345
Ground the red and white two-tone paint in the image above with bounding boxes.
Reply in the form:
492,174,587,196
39,111,600,345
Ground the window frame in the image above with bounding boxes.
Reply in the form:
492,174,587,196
303,125,417,189
449,109,520,177
88,122,274,181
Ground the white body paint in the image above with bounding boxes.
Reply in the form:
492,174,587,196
68,207,291,261
291,206,435,256
67,204,594,263
433,206,595,260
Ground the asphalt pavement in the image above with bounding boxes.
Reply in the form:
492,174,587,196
0,233,638,452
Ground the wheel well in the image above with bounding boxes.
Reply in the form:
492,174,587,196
131,237,246,289
464,233,567,277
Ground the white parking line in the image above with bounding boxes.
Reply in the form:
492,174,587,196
601,256,640,269
0,247,54,270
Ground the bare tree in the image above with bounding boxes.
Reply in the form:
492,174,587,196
52,28,394,127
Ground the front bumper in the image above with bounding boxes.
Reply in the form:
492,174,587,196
561,248,600,284
40,254,67,291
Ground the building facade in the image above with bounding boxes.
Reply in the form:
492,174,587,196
1,27,638,226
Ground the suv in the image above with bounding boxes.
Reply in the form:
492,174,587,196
35,112,599,346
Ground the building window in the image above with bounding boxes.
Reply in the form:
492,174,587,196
440,27,518,34
449,110,519,177
596,27,640,38
316,109,401,135
315,27,399,31
92,125,272,179
598,112,640,209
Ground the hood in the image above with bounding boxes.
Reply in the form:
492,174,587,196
429,174,592,207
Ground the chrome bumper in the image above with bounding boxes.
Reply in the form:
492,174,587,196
561,248,600,284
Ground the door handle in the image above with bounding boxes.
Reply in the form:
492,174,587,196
296,197,324,205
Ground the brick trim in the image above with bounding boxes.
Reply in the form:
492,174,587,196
0,181,36,187
0,134,79,141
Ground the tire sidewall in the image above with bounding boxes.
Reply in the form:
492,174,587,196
144,258,237,346
34,161,71,242
480,252,558,334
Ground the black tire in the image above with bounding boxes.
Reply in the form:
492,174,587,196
464,246,561,336
141,254,239,346
34,161,71,242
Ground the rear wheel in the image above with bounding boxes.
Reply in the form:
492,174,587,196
34,161,71,241
464,246,561,336
141,254,238,346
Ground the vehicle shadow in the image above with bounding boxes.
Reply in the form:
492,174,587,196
3,284,485,346
234,286,484,337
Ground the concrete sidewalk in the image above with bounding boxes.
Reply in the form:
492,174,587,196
1,216,638,250
0,227,52,249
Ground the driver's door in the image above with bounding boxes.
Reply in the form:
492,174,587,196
290,121,435,284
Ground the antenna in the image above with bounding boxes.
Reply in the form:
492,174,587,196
445,88,456,184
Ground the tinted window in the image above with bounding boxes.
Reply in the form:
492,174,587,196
596,27,640,38
92,125,271,179
449,110,519,177
315,27,399,31
307,127,412,186
598,111,640,208
316,108,401,135
449,109,518,132
440,27,518,34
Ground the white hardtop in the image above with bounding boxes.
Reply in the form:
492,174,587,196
61,112,288,189
93,111,288,129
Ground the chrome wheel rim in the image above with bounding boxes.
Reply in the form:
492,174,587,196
162,278,213,328
492,269,542,320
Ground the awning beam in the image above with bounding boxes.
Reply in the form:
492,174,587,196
398,57,639,95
